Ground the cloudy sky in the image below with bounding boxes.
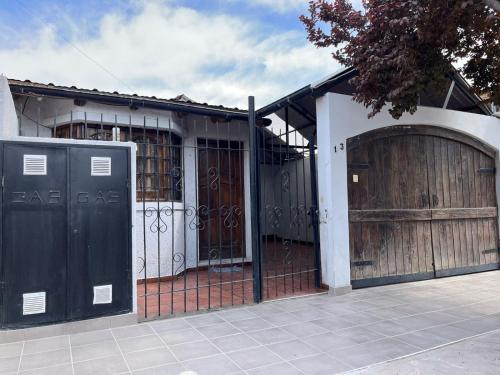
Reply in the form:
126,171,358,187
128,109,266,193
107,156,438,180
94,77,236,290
0,0,360,108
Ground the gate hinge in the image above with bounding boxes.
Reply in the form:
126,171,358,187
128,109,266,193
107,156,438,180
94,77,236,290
482,248,499,254
479,168,496,174
351,260,374,267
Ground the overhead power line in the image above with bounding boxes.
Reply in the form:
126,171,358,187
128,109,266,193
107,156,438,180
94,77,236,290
14,0,134,91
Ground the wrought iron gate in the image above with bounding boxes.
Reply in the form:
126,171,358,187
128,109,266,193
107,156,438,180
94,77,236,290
52,114,252,319
251,104,322,301
33,101,320,321
136,120,253,319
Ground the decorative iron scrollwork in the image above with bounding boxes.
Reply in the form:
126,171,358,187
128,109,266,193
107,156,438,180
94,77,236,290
172,166,183,193
281,170,290,192
173,252,185,276
282,239,293,265
209,248,220,261
220,205,242,228
145,206,174,233
291,205,306,228
137,256,146,274
208,167,219,190
267,205,283,229
185,205,208,230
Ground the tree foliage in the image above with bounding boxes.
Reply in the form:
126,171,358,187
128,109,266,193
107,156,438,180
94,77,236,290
300,0,499,118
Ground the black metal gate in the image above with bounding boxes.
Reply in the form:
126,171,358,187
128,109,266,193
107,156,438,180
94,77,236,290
0,141,131,328
133,105,321,318
133,119,252,319
250,102,322,301
23,104,321,322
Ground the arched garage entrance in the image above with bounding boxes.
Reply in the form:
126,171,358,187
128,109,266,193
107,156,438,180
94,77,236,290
347,125,499,287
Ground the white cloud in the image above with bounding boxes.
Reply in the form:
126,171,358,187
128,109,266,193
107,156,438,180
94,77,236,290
246,0,364,13
250,0,307,13
0,2,339,108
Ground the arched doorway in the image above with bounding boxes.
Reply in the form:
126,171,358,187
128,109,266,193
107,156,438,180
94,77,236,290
347,125,499,287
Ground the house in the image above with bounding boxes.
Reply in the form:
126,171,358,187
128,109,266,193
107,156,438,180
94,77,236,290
0,67,498,331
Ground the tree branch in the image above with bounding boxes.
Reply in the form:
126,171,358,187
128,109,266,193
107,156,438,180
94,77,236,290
483,0,500,12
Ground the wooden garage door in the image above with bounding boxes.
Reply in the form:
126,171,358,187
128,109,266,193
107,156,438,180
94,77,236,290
347,126,499,287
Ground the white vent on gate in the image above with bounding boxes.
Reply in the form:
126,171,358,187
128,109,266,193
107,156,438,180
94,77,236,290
93,285,112,304
23,155,47,175
23,292,46,315
91,157,111,176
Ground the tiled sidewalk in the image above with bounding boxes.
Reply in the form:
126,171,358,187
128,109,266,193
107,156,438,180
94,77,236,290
0,271,499,375
349,329,500,374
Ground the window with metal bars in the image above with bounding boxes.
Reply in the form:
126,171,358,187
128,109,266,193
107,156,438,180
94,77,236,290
55,123,182,202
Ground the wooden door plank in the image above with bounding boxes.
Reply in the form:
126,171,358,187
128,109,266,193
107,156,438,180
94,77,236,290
427,137,441,272
367,141,377,210
450,141,464,268
360,223,374,279
399,136,410,209
391,137,402,210
379,223,390,277
394,221,404,276
480,153,492,264
349,223,356,280
373,139,385,209
461,145,474,267
402,222,412,275
484,218,494,265
442,140,456,270
434,137,450,271
416,221,425,272
371,223,381,279
414,136,429,274
349,209,432,222
431,222,442,271
385,139,398,276
426,136,438,208
485,157,498,264
474,151,486,265
440,139,455,208
387,223,401,276
456,145,467,267
489,218,499,264
430,207,497,220
434,137,445,209
422,221,434,272
467,147,480,265
366,223,376,278
416,135,429,209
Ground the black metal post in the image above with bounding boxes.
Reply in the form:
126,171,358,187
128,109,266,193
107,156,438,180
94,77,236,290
309,140,322,288
249,96,263,303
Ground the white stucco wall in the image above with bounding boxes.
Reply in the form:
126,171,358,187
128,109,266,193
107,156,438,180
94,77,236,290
15,97,185,138
0,75,18,138
316,93,500,292
260,157,315,242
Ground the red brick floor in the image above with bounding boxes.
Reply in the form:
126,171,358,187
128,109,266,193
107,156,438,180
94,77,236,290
138,240,324,319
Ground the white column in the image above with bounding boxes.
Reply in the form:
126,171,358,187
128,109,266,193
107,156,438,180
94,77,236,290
0,74,19,138
316,93,352,294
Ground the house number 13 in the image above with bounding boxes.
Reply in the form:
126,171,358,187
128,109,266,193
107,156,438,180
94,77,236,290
334,143,344,153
